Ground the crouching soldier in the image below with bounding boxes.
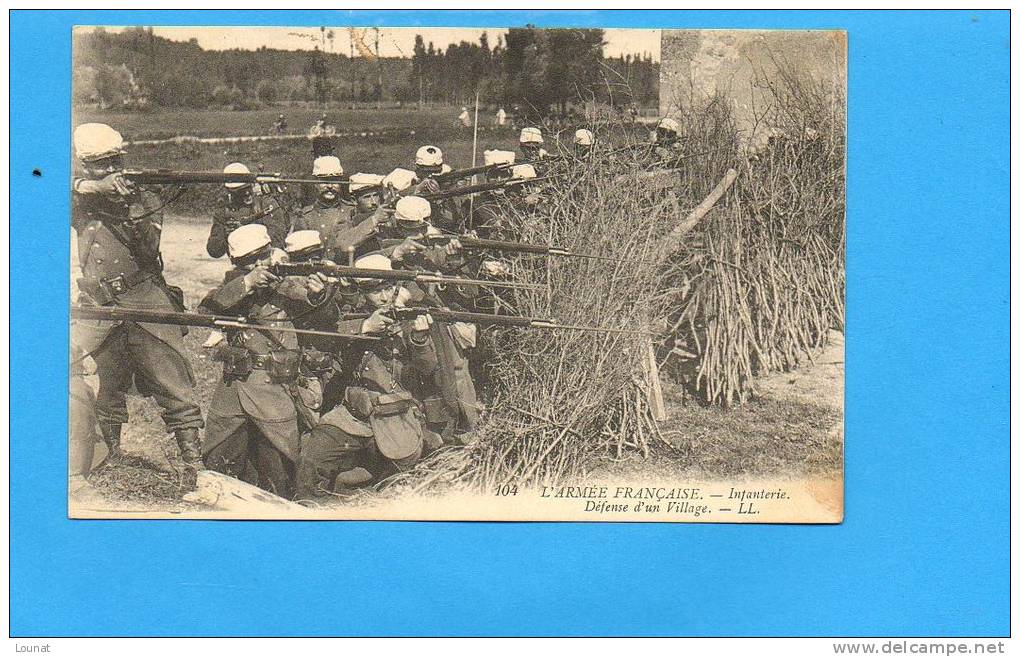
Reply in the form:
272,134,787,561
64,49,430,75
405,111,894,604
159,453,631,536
199,225,330,498
294,254,449,501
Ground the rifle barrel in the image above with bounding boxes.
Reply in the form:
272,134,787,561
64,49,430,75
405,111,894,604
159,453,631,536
271,262,543,290
71,305,375,341
342,307,656,335
121,169,350,186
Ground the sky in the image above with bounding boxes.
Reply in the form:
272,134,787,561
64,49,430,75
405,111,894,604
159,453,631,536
82,26,661,61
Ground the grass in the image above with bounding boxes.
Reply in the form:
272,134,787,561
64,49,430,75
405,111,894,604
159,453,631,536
73,105,474,141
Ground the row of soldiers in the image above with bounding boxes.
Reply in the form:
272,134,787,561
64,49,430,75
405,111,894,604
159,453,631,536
68,117,686,505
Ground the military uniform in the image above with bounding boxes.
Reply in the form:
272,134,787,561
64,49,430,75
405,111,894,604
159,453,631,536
292,201,377,261
71,183,204,459
295,311,446,500
207,193,290,258
199,270,323,498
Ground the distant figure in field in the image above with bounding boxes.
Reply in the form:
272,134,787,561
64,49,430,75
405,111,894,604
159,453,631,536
308,113,337,157
274,114,288,135
495,106,507,126
458,106,471,128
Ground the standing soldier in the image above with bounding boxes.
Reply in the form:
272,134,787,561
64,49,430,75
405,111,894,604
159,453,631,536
274,114,288,135
70,123,204,470
458,106,472,128
292,156,360,258
207,162,291,258
199,224,331,498
308,113,336,157
495,106,507,126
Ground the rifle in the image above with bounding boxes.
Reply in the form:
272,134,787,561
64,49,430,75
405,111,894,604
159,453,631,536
413,233,641,264
270,261,544,291
70,305,377,341
121,169,350,187
431,162,514,185
422,174,561,202
344,306,657,336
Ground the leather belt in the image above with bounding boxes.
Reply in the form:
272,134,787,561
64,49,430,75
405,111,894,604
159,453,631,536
100,270,155,297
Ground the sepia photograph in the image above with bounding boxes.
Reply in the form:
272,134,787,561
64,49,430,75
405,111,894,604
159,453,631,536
68,24,846,521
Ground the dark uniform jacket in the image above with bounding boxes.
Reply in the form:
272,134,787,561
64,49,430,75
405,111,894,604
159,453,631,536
207,193,290,258
293,200,377,261
71,185,186,349
199,271,321,459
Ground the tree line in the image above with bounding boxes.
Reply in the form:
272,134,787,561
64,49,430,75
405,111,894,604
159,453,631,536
73,26,659,115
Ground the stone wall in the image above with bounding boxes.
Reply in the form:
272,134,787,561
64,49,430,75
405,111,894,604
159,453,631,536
660,30,846,146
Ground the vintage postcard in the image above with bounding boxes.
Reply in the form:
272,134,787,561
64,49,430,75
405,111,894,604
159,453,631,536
68,25,845,521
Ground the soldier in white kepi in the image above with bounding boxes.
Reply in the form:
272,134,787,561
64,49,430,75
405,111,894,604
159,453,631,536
292,155,359,257
574,129,595,157
295,253,452,500
71,123,205,470
199,224,331,498
652,117,683,165
412,145,461,230
207,162,290,259
518,126,549,161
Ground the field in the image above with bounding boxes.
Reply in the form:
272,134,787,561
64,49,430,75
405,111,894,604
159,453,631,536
73,105,476,141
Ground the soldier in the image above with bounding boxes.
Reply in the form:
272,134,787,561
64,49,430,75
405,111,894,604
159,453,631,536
412,145,462,231
574,129,595,158
295,254,457,501
292,155,365,259
71,123,204,470
518,127,549,163
495,106,507,126
349,172,385,227
652,117,683,166
199,224,331,497
458,106,471,128
68,339,103,505
308,113,336,157
207,162,291,258
274,114,288,135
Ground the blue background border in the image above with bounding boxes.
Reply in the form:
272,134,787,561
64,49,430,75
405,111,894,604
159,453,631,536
10,9,1010,637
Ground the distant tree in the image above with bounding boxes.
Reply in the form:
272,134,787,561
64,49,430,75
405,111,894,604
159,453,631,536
256,79,279,105
304,46,328,105
94,64,133,109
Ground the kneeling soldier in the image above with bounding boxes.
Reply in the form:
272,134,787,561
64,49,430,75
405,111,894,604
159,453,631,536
295,254,448,501
199,225,329,498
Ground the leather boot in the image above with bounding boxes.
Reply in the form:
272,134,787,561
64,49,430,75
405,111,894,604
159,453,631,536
99,423,123,463
175,428,205,470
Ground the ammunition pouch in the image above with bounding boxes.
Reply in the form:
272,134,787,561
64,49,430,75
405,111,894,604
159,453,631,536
215,345,253,383
367,389,424,467
300,348,334,377
266,350,301,383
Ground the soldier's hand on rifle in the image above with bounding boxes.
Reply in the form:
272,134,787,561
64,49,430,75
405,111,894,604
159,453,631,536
480,260,511,277
81,354,97,376
305,272,332,302
412,313,433,332
361,308,396,335
391,238,426,263
443,238,462,256
414,178,440,196
93,172,134,197
243,265,281,292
